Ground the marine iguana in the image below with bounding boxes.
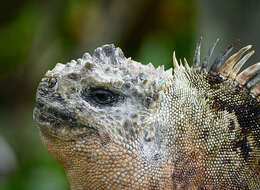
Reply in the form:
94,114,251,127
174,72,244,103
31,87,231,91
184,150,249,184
33,39,260,189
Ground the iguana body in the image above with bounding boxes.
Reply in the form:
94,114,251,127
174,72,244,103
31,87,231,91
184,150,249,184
33,40,260,189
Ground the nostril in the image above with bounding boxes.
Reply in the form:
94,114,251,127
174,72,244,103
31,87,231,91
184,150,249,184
48,77,57,88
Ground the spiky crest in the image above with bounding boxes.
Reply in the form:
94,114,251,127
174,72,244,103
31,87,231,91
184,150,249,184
173,39,260,100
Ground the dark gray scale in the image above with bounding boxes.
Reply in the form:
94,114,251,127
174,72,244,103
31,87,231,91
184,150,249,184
193,38,238,73
93,44,127,65
209,40,235,72
246,73,260,89
193,37,202,68
192,38,260,164
202,38,219,70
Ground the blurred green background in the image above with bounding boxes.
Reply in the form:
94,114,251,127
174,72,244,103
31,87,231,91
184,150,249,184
0,0,260,189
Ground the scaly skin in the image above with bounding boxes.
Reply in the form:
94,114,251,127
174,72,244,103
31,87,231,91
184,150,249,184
33,42,260,189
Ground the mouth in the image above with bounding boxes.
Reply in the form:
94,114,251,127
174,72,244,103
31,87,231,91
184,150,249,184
33,101,98,140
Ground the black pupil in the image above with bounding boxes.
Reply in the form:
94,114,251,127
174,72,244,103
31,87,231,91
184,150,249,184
83,88,118,105
93,90,113,103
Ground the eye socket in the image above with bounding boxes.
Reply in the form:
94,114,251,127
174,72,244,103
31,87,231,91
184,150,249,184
82,88,119,106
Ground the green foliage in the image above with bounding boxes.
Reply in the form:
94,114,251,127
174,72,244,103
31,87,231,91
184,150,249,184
0,3,39,75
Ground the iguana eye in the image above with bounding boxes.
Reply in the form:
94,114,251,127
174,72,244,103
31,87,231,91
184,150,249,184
82,88,119,106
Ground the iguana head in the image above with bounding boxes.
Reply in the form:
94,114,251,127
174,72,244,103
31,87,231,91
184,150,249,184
33,44,174,189
34,42,260,189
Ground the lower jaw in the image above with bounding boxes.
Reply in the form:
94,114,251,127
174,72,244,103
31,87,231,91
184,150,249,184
34,107,92,140
38,123,89,141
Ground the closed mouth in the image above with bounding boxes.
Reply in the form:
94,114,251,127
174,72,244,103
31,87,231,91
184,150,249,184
33,101,98,139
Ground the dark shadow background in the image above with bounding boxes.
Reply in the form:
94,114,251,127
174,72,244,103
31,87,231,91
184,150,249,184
0,0,259,189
